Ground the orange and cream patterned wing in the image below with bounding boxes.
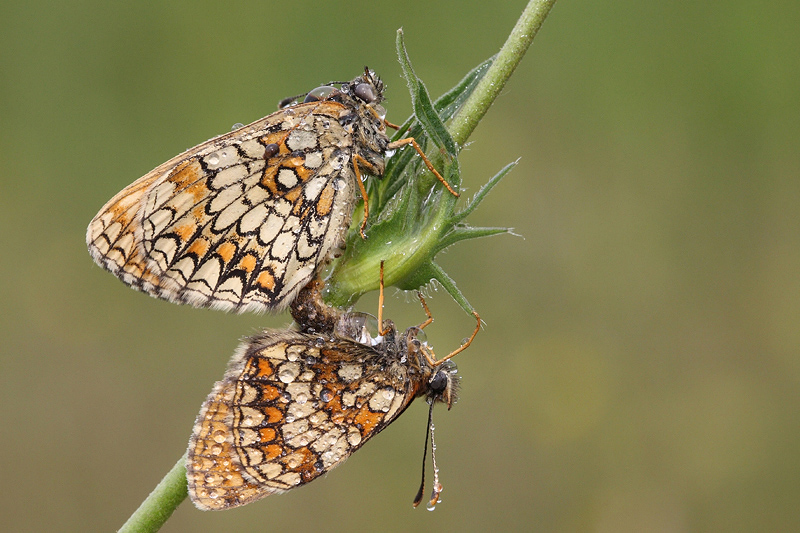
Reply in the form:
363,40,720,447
87,101,359,313
187,331,418,510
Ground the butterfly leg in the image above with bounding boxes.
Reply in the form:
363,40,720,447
352,154,375,239
385,137,460,197
377,261,393,336
415,293,434,330
420,310,481,368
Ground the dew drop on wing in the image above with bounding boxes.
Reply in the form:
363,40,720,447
231,122,244,131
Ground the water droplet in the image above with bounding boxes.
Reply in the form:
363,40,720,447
427,501,437,511
320,389,332,402
207,153,219,165
231,122,244,131
210,444,223,455
212,430,226,443
305,355,317,365
314,460,324,471
382,388,394,399
279,369,296,383
285,414,295,423
314,337,325,347
296,393,308,405
332,178,346,191
461,337,470,346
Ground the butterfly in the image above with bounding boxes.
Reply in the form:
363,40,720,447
186,267,480,510
86,68,457,313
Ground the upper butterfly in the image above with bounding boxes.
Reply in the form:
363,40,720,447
86,68,456,313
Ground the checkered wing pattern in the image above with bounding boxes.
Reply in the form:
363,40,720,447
187,330,421,510
86,100,365,313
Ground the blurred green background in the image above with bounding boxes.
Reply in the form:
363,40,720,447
2,1,798,531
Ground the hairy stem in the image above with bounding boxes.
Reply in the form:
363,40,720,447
118,453,188,533
448,0,557,146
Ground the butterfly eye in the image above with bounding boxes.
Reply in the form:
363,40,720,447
304,85,336,103
429,370,449,394
354,83,377,103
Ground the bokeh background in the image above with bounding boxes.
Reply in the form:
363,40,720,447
2,1,798,531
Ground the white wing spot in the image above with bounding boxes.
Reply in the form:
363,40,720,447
277,169,298,190
304,151,323,168
287,130,317,151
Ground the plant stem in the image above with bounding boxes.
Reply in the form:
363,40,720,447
118,453,188,533
448,0,557,147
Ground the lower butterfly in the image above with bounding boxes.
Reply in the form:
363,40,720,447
186,266,480,510
86,68,457,313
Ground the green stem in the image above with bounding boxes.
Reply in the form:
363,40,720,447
448,0,557,146
118,453,188,533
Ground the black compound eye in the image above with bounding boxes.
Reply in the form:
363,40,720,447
304,85,336,103
354,83,377,103
429,370,449,394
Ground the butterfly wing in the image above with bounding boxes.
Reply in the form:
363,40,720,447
87,101,359,313
187,330,418,510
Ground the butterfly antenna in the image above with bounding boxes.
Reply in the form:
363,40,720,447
277,94,306,108
427,420,443,510
413,401,434,508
